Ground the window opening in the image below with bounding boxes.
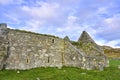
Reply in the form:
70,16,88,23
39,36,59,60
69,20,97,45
48,57,50,63
26,59,29,64
52,39,54,43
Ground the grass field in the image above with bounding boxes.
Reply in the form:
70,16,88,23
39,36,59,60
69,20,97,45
0,59,120,80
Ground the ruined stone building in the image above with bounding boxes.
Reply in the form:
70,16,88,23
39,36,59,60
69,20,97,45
0,23,109,70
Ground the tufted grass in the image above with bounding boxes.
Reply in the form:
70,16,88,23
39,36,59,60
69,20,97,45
0,59,120,80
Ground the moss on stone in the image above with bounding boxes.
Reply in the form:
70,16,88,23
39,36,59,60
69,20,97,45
71,41,82,47
71,41,97,55
0,52,5,57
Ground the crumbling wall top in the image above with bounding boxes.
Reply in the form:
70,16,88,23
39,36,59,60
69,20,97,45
0,23,7,28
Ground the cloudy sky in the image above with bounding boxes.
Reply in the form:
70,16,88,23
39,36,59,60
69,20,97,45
0,0,120,48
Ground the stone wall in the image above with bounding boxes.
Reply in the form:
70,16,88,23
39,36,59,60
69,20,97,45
0,23,109,70
64,41,85,67
0,23,9,70
6,29,65,70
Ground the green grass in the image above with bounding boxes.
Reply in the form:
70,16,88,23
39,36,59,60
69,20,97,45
0,59,120,80
110,59,120,67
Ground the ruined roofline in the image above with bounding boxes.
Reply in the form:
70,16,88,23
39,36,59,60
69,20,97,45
64,36,70,41
8,28,60,39
0,23,101,44
78,30,95,43
0,23,7,28
0,23,96,42
0,23,61,39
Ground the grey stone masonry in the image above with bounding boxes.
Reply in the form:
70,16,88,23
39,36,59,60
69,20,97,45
77,31,109,69
64,36,70,42
0,23,9,70
0,23,109,70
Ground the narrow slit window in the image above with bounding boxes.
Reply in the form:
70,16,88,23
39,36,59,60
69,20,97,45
52,39,54,43
48,57,50,63
26,59,29,64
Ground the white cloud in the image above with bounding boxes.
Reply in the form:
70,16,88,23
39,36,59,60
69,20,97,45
105,40,120,48
7,25,14,29
93,13,120,47
95,39,106,46
56,15,80,32
96,40,120,48
95,38,120,48
3,1,61,34
21,20,45,32
104,14,120,29
4,13,20,24
21,2,59,19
